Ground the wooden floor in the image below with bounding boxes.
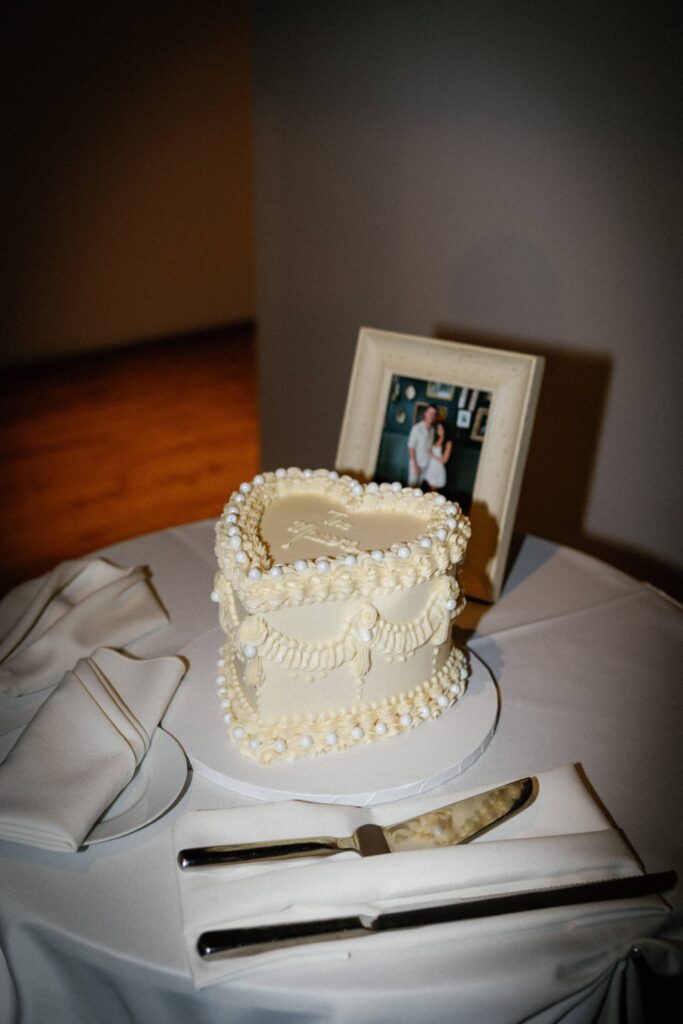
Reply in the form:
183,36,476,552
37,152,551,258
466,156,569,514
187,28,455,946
0,324,259,596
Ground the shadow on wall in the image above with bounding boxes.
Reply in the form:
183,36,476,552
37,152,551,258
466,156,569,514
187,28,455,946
436,325,682,601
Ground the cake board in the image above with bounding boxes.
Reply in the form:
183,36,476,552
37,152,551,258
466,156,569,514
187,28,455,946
165,627,499,806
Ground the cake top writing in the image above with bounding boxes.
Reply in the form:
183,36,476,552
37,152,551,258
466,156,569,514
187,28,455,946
263,497,426,561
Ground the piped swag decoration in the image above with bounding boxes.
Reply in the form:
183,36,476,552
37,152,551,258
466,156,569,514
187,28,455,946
234,576,459,683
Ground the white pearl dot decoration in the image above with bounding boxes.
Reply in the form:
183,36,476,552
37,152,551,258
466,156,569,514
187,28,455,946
249,738,260,750
215,674,226,685
228,535,242,550
399,713,412,727
325,732,338,746
273,739,287,753
344,555,357,567
434,494,446,505
299,734,313,749
357,627,373,643
233,493,244,504
436,528,448,541
235,551,249,565
351,726,364,741
371,549,384,561
227,525,240,537
444,597,457,610
391,481,402,492
253,474,265,486
449,682,460,693
419,705,431,719
240,481,252,494
217,658,225,668
397,545,411,559
269,565,283,578
275,468,287,478
375,721,388,736
222,711,233,724
446,517,457,530
316,559,331,573
248,567,262,581
220,698,231,708
232,725,245,739
437,694,450,708
243,645,257,659
303,468,313,478
210,590,219,602
419,536,433,549
459,665,469,680
328,470,339,479
351,482,363,496
366,481,379,493
294,559,308,572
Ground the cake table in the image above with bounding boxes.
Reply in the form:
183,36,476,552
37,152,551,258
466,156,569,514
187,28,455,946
0,522,681,1023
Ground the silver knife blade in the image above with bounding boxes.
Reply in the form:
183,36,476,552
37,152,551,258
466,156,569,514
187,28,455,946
178,777,536,869
197,869,677,959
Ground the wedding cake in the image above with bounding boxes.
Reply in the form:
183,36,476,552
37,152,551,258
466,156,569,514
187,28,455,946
212,468,471,764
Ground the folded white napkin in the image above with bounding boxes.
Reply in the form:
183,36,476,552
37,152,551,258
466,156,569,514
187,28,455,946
0,647,185,851
174,765,666,987
0,558,169,697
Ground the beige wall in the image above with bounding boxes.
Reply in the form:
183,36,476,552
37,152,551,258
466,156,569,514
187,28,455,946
252,2,682,595
1,2,253,365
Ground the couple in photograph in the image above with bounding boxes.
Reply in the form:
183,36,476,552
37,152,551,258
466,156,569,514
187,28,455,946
407,404,452,491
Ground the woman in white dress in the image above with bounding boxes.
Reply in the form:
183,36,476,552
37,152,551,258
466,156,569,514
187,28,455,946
423,422,452,491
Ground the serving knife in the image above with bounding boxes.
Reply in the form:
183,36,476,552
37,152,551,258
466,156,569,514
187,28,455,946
197,869,677,960
178,776,536,869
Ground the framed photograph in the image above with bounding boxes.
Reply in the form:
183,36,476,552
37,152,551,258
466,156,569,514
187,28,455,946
336,327,544,602
471,406,488,441
426,381,455,401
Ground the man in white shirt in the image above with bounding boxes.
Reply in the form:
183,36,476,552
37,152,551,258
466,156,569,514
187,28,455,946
407,404,437,485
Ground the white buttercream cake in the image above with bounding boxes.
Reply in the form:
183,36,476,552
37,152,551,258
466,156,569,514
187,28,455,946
212,468,471,764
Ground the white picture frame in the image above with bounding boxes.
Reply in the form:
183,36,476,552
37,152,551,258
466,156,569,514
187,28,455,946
336,327,544,602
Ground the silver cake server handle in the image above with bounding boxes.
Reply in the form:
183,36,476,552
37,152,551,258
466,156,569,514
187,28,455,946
178,777,535,869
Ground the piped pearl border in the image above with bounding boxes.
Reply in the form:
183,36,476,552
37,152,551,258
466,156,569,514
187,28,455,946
214,641,470,765
214,468,470,613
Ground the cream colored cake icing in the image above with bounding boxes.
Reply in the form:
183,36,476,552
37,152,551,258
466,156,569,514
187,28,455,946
211,467,471,764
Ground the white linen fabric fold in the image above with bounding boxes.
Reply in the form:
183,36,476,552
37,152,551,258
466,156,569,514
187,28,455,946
0,647,185,851
0,558,169,696
174,765,669,987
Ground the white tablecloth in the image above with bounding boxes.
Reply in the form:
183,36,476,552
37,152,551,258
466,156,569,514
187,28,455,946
1,523,681,1023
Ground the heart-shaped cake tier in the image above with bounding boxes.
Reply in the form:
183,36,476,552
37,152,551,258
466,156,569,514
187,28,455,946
215,468,470,614
212,468,471,764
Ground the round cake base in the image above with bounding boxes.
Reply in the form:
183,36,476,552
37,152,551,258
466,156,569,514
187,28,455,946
164,627,499,807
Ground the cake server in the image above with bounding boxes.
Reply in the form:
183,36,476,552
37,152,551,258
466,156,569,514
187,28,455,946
178,776,536,869
197,869,677,959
